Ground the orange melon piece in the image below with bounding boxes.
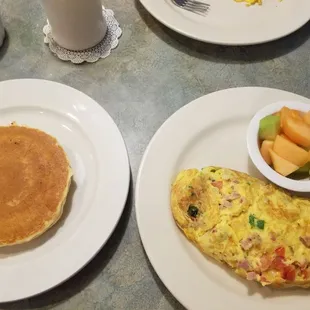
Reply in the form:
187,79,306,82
282,113,310,148
279,134,310,152
260,140,274,165
269,149,299,176
292,110,305,117
273,135,308,167
280,134,293,142
303,111,310,126
280,107,291,128
280,107,304,128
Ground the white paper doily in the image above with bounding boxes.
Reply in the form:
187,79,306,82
43,7,122,64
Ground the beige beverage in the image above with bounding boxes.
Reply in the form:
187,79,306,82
42,0,107,51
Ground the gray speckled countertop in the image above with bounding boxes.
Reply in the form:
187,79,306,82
0,0,309,309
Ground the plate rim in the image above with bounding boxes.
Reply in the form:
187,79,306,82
135,87,310,310
138,0,310,45
0,78,131,302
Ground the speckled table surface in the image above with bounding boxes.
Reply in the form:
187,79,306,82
0,0,309,309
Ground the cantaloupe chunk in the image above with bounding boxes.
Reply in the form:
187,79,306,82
280,134,293,142
280,107,304,128
273,135,308,167
280,107,291,128
269,149,299,176
260,140,274,165
303,111,310,126
280,134,310,152
282,114,310,148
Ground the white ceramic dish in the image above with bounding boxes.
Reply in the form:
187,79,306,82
247,101,310,193
136,87,310,310
0,79,130,302
139,0,310,45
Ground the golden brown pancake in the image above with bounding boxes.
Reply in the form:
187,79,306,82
0,125,72,247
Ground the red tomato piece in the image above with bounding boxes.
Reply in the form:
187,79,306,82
272,256,286,271
275,247,285,258
282,265,296,281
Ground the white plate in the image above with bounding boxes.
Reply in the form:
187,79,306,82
0,79,130,302
136,87,310,310
139,0,310,45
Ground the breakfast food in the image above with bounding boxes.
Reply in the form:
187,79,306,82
171,166,310,287
235,0,281,6
235,0,262,5
0,125,72,247
259,106,310,177
259,115,280,141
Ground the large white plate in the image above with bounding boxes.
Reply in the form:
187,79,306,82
136,87,310,310
139,0,310,45
0,79,130,302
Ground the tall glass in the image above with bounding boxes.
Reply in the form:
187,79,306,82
41,0,107,51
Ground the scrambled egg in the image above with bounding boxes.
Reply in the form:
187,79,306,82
235,0,262,5
171,167,310,287
235,0,282,6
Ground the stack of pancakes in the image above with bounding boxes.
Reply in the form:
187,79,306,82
0,125,72,247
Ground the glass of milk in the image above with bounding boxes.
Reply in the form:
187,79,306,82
41,0,107,51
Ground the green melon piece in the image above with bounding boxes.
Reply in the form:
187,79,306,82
259,115,281,141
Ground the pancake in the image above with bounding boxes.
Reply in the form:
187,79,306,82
0,125,72,247
171,166,310,288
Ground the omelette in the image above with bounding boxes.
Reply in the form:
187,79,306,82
171,167,310,287
0,125,72,247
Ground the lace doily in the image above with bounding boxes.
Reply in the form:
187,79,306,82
43,7,122,64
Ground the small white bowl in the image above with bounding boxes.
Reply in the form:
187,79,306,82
247,100,310,193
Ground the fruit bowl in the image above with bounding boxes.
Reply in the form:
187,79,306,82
247,100,310,193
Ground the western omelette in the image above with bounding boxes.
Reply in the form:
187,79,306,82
0,125,72,247
171,166,310,287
